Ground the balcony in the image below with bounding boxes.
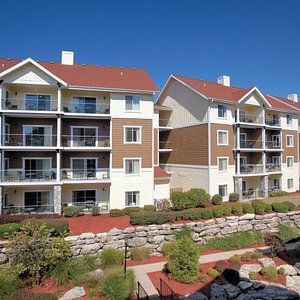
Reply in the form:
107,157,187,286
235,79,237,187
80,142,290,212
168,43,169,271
62,102,110,114
266,163,281,173
2,204,54,215
2,169,57,183
240,139,263,149
238,114,263,125
242,189,264,200
240,164,264,175
61,135,110,148
2,98,58,112
159,141,172,151
3,134,57,148
265,117,281,127
61,169,110,182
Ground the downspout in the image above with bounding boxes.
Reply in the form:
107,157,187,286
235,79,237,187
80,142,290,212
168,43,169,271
208,99,213,195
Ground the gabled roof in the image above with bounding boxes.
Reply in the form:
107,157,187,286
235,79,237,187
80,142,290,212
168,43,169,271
158,74,299,113
0,57,159,92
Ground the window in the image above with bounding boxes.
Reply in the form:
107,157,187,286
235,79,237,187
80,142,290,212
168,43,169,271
125,191,140,206
217,131,228,146
218,105,227,118
288,179,293,189
23,126,52,146
125,158,141,175
287,156,294,168
124,127,141,143
125,95,141,111
72,158,96,179
72,127,97,147
218,185,228,197
286,135,294,147
25,94,51,111
218,157,228,171
72,97,96,113
72,190,96,204
24,191,50,209
286,114,292,125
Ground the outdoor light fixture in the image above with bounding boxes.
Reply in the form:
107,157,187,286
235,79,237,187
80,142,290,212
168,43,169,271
124,236,129,275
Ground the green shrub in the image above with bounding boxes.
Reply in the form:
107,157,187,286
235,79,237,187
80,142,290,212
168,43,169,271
20,219,69,236
265,203,272,212
229,193,239,202
207,268,220,278
161,242,173,257
0,268,19,299
231,203,243,215
277,224,300,243
202,231,264,251
214,261,228,273
181,208,202,220
221,204,232,216
272,202,289,213
240,251,253,262
0,223,20,238
199,273,209,282
130,211,179,225
131,247,150,261
252,200,266,215
189,188,211,207
109,209,126,217
167,235,200,284
242,203,254,214
278,267,285,275
103,267,136,300
201,208,213,219
249,271,257,280
63,206,83,217
270,191,289,197
211,194,222,205
212,205,223,218
91,206,100,216
100,248,124,267
143,205,156,212
261,266,278,281
229,254,241,263
123,207,142,215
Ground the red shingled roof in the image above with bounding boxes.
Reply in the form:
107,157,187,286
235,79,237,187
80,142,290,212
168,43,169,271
154,167,171,178
174,75,299,112
0,58,159,92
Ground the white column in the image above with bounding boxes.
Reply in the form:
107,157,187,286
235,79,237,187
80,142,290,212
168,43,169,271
57,85,62,112
57,115,61,147
56,150,61,183
53,185,62,214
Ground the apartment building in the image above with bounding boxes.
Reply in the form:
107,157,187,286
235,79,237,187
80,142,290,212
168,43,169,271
0,51,170,215
157,75,300,200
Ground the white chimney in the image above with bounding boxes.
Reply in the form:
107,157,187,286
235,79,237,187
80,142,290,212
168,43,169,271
287,94,298,102
61,51,74,65
218,75,230,87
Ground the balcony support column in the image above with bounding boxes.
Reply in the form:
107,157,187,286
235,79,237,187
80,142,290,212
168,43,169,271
234,177,243,200
57,84,61,112
57,115,61,147
53,185,62,215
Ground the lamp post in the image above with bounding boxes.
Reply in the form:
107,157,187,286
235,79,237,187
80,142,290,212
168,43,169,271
124,236,129,275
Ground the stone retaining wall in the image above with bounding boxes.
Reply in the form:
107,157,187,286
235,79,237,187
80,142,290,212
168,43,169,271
0,211,300,261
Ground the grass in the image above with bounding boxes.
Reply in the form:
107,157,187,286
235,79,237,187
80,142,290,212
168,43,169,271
261,194,300,207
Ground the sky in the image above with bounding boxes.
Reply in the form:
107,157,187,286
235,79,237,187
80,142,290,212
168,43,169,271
1,0,300,98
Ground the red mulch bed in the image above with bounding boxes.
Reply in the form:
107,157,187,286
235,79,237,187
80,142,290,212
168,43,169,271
127,256,167,267
62,214,131,235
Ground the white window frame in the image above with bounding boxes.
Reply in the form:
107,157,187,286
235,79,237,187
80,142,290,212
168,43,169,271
286,135,294,147
218,184,228,197
125,191,140,207
72,189,97,204
71,126,98,147
217,130,228,146
24,93,53,111
217,104,227,119
287,178,293,189
217,157,229,172
124,157,141,175
125,95,141,112
123,126,142,144
286,114,292,126
286,156,294,168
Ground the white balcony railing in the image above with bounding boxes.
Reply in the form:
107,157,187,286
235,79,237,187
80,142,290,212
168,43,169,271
2,169,57,182
2,98,58,112
61,135,110,147
240,164,264,175
3,134,57,147
240,139,263,149
61,169,110,181
62,102,110,114
266,163,281,173
238,114,263,124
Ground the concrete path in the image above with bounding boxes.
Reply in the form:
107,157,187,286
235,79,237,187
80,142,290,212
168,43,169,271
129,245,269,298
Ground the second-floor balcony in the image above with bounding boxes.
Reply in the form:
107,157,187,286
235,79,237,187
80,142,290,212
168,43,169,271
240,164,264,175
2,169,57,183
3,134,57,147
61,135,110,148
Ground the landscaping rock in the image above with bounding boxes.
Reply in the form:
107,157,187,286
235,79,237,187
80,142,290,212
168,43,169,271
223,284,241,298
277,265,297,276
258,257,276,268
59,286,86,300
184,292,208,300
238,280,253,291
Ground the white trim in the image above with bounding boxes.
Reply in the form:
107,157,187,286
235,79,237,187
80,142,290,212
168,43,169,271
217,156,229,172
123,125,142,144
217,130,229,146
286,156,294,168
0,58,67,86
123,157,142,176
286,135,294,147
